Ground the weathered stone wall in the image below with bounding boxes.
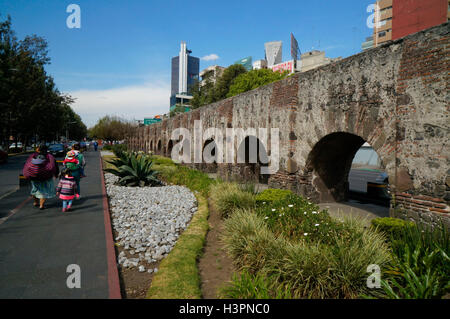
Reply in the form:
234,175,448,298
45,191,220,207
128,23,450,229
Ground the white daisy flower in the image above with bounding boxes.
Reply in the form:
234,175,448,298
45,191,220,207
288,205,294,208
272,209,276,212
304,233,308,236
264,216,269,220
315,224,320,227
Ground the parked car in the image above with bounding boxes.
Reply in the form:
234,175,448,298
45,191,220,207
348,143,390,199
48,143,66,158
9,142,23,151
0,146,7,164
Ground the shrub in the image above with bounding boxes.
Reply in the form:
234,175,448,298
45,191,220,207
219,270,293,299
210,183,256,218
255,193,342,244
381,223,450,298
238,182,258,195
111,143,128,157
221,209,392,299
254,188,293,205
103,151,161,187
371,217,416,239
221,209,286,271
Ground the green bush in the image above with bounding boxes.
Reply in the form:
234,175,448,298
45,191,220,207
371,217,416,239
219,270,293,299
255,193,344,244
111,143,128,156
381,223,450,298
210,183,256,218
221,209,391,298
237,182,259,195
254,188,293,205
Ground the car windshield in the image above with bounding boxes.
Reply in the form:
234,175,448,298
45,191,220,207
352,147,381,167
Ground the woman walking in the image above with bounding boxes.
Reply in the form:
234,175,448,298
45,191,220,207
23,144,59,209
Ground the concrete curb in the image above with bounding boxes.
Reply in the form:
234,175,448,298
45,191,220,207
99,155,122,299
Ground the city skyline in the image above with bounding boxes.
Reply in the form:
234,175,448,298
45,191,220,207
1,0,377,127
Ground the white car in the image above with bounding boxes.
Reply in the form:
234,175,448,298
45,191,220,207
9,142,23,149
348,143,390,199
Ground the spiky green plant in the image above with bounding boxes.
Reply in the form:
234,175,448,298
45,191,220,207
104,151,161,187
380,224,450,299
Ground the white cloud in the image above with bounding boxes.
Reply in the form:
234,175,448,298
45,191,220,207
201,54,219,61
69,81,170,128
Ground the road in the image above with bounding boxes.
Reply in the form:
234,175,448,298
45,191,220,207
0,150,119,298
0,153,30,199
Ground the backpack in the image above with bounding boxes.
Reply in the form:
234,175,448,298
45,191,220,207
23,153,55,181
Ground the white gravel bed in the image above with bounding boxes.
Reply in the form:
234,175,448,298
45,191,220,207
104,173,197,272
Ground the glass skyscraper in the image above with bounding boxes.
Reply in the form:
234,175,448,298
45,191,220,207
170,42,200,109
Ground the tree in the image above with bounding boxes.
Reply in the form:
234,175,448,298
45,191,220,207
189,64,247,109
0,14,86,146
89,115,136,142
214,64,247,101
227,68,289,98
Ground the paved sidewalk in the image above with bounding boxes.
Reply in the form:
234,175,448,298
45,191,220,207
0,151,119,298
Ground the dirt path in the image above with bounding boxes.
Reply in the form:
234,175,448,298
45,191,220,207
198,199,235,299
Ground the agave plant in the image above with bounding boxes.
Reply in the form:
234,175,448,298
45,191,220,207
104,151,162,187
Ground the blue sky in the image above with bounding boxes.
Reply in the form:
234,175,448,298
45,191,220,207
0,0,375,127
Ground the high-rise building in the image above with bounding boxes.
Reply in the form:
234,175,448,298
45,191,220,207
264,41,282,67
234,56,253,71
252,59,267,70
371,0,449,48
299,51,342,73
170,41,200,109
199,65,225,87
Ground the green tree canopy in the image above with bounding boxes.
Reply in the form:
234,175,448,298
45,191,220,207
190,64,247,110
0,14,86,146
89,115,136,142
227,68,289,98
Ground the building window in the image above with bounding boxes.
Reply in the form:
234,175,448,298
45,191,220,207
378,31,386,38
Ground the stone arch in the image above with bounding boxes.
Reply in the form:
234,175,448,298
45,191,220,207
202,138,218,173
149,140,153,152
305,132,391,203
157,139,162,154
236,135,270,184
167,140,174,158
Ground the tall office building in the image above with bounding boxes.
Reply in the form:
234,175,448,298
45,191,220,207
170,41,200,109
264,41,282,67
371,0,449,48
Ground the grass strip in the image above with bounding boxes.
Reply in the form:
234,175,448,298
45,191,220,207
146,194,209,299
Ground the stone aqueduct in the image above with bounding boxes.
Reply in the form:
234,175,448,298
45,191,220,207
128,23,450,227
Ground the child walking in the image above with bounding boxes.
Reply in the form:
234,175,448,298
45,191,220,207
56,168,79,212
